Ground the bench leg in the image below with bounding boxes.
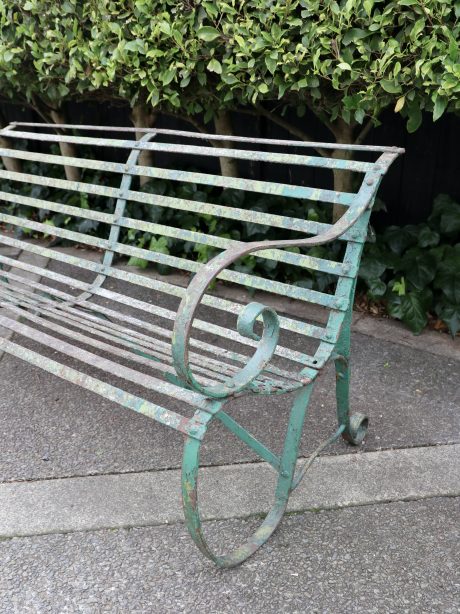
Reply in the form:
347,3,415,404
334,304,368,446
181,384,313,568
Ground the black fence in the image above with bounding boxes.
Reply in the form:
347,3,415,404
1,101,458,227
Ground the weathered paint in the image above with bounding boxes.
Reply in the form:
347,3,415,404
0,123,403,566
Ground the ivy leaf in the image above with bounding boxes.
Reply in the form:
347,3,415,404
197,26,221,42
434,271,460,304
358,255,386,280
400,250,437,290
383,225,418,255
127,257,149,269
367,278,387,298
417,225,440,248
387,292,428,334
437,304,460,338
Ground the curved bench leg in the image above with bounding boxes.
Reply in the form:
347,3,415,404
182,384,314,568
334,302,368,445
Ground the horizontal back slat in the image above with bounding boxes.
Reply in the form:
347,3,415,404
0,221,343,309
0,147,354,205
0,169,359,242
1,129,375,172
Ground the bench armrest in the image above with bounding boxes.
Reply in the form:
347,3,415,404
171,153,398,399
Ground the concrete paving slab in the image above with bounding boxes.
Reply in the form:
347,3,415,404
0,328,458,483
0,497,458,613
0,444,458,539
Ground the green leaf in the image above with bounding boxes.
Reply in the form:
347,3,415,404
434,270,460,304
401,250,437,290
440,210,460,235
161,68,176,85
265,56,277,74
363,0,374,14
359,255,386,280
438,304,460,338
367,278,387,298
428,195,460,235
433,97,448,122
417,225,440,248
406,106,422,133
197,26,221,42
387,292,428,334
411,18,425,39
207,58,222,74
380,80,402,94
383,226,418,255
337,62,352,71
127,257,149,269
342,28,369,46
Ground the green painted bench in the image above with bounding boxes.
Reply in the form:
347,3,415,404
0,122,403,567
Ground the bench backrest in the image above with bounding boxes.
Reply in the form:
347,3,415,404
0,123,400,374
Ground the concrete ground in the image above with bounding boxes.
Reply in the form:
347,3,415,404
0,246,459,613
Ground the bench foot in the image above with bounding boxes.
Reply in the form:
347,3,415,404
342,412,369,445
182,385,313,567
182,437,288,567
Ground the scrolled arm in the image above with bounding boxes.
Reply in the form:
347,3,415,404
172,156,396,399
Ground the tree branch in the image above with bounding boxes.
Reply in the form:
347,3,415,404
354,118,374,145
254,104,329,157
161,110,222,148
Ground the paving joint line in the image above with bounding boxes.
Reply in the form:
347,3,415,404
0,440,458,487
0,444,458,540
0,491,458,544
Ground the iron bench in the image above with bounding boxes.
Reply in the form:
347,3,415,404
0,122,403,567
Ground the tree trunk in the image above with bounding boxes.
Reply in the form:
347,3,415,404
130,103,157,186
0,121,22,173
330,119,355,221
214,111,239,178
49,109,81,182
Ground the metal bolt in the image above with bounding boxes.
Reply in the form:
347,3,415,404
366,178,374,185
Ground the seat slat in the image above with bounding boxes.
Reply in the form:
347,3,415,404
1,287,296,391
0,270,305,384
0,292,226,388
1,130,375,172
0,336,210,439
0,147,354,205
0,253,320,365
0,312,217,410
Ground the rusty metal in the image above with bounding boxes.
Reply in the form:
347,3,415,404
0,123,403,566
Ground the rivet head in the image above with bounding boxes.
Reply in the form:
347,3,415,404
366,178,374,185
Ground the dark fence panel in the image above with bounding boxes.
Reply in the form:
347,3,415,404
1,101,458,226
